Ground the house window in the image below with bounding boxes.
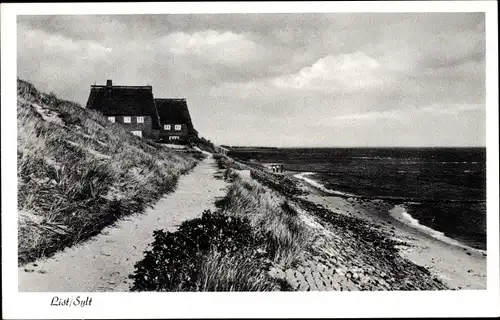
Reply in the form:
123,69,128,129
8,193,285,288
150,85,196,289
169,136,180,140
175,124,182,131
131,131,142,138
164,124,171,130
108,116,115,123
123,116,131,123
137,116,144,124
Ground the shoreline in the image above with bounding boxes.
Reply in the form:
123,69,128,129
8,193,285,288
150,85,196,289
291,172,486,290
228,162,448,290
291,170,486,251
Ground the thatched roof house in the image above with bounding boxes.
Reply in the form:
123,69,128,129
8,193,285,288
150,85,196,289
155,98,198,143
86,80,161,139
86,80,198,143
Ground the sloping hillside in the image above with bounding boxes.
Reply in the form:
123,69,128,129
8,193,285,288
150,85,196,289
17,79,203,265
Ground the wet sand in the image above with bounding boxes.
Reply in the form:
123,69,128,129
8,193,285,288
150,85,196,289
294,174,487,290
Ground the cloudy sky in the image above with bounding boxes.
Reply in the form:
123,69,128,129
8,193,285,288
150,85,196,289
17,13,485,147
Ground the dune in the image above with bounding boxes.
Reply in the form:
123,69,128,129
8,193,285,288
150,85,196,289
19,154,228,292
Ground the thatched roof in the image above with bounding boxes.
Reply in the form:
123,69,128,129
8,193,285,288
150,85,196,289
155,98,196,135
85,81,160,128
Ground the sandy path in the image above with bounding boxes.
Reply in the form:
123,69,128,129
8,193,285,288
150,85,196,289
19,154,227,292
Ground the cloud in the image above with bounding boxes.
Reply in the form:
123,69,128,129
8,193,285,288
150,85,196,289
161,30,261,67
272,52,393,92
316,103,484,127
367,14,485,73
19,26,112,59
17,15,133,43
417,19,485,70
17,24,115,99
16,13,486,147
330,110,403,122
419,103,483,115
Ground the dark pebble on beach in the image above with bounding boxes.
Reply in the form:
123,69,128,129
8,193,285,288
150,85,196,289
466,252,471,256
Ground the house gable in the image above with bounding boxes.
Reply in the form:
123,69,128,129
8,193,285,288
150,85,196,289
86,80,160,129
154,98,197,136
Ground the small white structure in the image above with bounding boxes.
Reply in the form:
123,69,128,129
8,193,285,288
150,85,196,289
267,163,284,173
214,145,229,156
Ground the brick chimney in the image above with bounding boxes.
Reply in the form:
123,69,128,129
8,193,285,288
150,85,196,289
106,80,113,99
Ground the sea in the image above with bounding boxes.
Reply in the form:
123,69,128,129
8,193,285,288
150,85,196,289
229,147,487,251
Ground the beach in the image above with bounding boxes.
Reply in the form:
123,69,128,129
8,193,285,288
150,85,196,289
294,174,487,290
17,148,487,292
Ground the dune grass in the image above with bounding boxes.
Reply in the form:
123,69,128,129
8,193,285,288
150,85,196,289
214,153,304,196
17,79,202,265
130,162,311,291
216,174,311,266
249,168,305,197
195,250,278,291
213,153,248,170
214,156,312,266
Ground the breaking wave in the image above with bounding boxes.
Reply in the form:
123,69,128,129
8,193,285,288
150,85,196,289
294,172,357,197
389,205,486,254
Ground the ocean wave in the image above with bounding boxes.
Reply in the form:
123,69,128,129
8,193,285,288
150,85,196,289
352,156,393,160
294,172,484,203
440,161,478,164
389,205,486,254
294,172,357,197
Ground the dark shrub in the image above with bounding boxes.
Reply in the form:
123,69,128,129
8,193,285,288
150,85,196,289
130,210,266,291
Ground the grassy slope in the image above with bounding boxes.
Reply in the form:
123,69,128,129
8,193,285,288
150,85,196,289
130,155,310,291
217,173,310,267
17,79,203,265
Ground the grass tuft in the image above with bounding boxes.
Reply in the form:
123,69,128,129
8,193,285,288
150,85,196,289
196,250,277,291
218,178,311,266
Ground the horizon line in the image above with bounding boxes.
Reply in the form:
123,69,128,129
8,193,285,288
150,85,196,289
221,145,487,149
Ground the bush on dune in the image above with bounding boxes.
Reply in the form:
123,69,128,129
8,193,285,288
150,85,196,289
17,79,202,264
130,210,278,292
